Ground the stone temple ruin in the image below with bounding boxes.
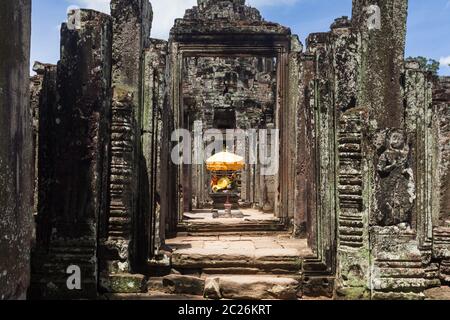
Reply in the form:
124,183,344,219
1,0,450,300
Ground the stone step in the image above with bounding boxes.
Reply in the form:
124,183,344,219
200,267,303,276
171,247,303,273
178,230,291,237
206,275,300,300
148,274,300,300
178,221,286,234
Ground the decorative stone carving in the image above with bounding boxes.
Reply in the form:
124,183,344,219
101,0,152,292
374,130,414,226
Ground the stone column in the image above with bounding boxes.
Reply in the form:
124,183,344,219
101,0,152,292
32,62,57,249
329,17,372,300
432,77,450,225
31,9,113,299
142,39,167,257
431,77,450,285
302,32,338,298
352,0,408,129
351,0,441,299
288,35,306,236
0,0,32,300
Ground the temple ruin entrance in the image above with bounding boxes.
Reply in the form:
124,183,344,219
179,54,280,228
146,0,337,299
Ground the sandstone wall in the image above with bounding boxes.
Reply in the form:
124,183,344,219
0,0,33,300
31,9,113,299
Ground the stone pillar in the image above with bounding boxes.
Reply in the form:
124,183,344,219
431,77,450,284
330,17,372,300
288,35,306,236
31,9,113,299
432,77,450,224
101,0,152,292
142,39,167,257
352,0,408,129
30,67,43,219
0,0,32,300
351,0,441,299
31,62,57,249
302,33,338,298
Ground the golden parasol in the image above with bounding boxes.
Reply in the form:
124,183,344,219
206,151,245,172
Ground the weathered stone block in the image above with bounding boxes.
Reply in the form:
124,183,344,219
162,275,205,295
218,276,299,300
100,274,147,293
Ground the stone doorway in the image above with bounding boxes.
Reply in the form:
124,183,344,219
179,54,280,224
147,0,328,300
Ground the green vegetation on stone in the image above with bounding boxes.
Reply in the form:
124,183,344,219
407,56,440,75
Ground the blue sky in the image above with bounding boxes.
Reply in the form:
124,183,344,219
31,0,450,75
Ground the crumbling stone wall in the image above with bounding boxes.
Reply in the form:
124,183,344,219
322,0,449,299
300,0,449,299
31,9,113,299
0,0,32,300
182,56,276,129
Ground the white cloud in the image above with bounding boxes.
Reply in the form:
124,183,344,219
71,0,109,12
440,56,450,69
68,0,299,39
151,0,196,39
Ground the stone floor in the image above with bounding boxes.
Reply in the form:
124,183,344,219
169,209,312,258
144,209,316,300
166,234,312,256
179,209,287,234
424,286,450,300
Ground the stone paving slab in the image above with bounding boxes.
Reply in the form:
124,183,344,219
166,234,312,256
424,286,450,300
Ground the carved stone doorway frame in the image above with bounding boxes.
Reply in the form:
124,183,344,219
163,36,338,290
169,41,290,225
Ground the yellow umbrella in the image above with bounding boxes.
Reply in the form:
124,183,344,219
206,151,245,172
